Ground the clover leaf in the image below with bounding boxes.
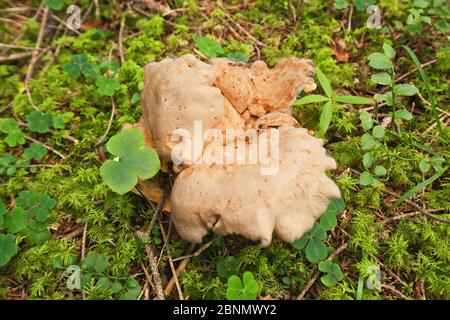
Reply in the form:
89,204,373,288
194,35,224,58
0,203,7,227
100,128,161,195
0,234,18,267
44,0,64,11
0,153,16,176
319,198,345,230
21,220,51,245
226,271,259,300
5,207,28,233
24,143,48,161
318,260,344,287
0,118,19,133
227,52,249,63
96,76,121,96
120,278,141,300
26,111,53,133
217,256,238,279
292,222,328,263
0,118,25,147
4,129,25,147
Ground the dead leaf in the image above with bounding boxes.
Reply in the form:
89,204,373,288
331,34,349,62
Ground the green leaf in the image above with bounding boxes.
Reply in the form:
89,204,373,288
0,118,19,133
382,43,396,59
226,272,259,300
0,203,6,227
26,111,53,133
62,63,81,77
24,143,48,161
227,52,249,63
396,84,419,96
194,35,224,58
242,271,259,297
130,93,141,105
83,252,97,270
419,160,430,173
21,221,51,245
5,129,25,147
318,260,333,273
372,125,385,139
371,72,392,85
100,128,161,194
294,94,329,105
310,222,328,240
72,54,87,64
5,207,28,233
306,239,328,263
97,277,112,289
80,63,99,79
359,171,374,186
94,254,108,273
111,281,123,293
335,96,373,104
319,101,333,136
320,273,337,287
333,0,349,9
363,153,374,168
96,76,121,96
44,0,64,11
226,275,243,300
374,165,387,176
316,68,332,98
359,110,373,131
15,190,39,209
0,234,18,267
367,52,392,70
395,109,413,120
120,278,141,300
52,114,65,129
217,256,238,279
319,211,337,230
291,233,309,250
331,263,344,281
100,60,120,72
361,133,376,150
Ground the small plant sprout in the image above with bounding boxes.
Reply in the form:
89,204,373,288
368,43,419,126
295,68,373,137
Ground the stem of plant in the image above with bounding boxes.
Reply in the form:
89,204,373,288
390,66,397,130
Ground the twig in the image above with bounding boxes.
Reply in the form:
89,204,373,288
95,97,116,147
159,223,184,300
0,52,33,63
25,135,65,159
297,242,348,300
94,0,100,20
384,189,450,225
25,7,49,111
381,284,411,300
118,16,125,65
140,261,155,300
137,231,165,300
164,244,195,296
81,223,88,260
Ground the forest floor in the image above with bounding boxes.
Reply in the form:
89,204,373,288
0,0,449,300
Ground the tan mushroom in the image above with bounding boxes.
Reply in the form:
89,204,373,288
134,54,341,246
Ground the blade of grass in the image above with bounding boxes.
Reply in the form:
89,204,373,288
390,166,449,210
401,45,444,138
